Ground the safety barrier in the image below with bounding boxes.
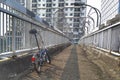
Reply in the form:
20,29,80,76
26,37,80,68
0,0,70,56
79,22,120,54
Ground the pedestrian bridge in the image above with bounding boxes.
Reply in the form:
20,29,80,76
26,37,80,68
0,1,120,80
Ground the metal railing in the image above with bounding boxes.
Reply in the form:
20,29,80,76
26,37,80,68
79,22,120,54
0,1,70,55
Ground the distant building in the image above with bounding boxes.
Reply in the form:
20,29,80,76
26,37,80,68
16,0,32,10
18,0,87,44
101,0,120,24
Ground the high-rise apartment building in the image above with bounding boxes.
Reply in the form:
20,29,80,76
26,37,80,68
18,0,87,43
101,0,120,24
17,0,32,10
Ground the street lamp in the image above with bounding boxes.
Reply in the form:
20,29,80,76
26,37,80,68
73,3,101,27
87,15,95,29
81,16,95,30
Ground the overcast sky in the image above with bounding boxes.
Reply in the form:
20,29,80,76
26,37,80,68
87,0,101,10
86,0,101,32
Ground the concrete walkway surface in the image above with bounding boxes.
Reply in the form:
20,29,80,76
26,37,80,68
19,45,117,80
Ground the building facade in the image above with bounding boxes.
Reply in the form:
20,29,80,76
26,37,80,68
18,0,87,43
17,0,32,10
101,0,120,24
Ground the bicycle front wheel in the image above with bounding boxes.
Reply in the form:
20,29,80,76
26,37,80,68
35,61,42,73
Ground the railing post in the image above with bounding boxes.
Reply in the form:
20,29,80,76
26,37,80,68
12,17,16,57
0,11,1,53
109,28,112,53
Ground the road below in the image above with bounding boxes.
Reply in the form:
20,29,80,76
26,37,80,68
18,45,116,80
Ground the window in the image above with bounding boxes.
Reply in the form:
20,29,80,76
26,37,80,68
46,19,51,22
65,13,68,16
32,9,36,12
70,18,72,21
38,14,41,16
75,8,80,11
43,4,45,6
65,8,68,11
66,3,68,6
81,7,85,10
46,14,51,17
53,9,55,11
75,0,81,1
32,0,37,2
46,4,52,7
53,4,56,6
32,4,37,7
81,13,84,16
73,28,79,32
59,3,64,7
74,13,80,17
70,8,73,11
71,3,74,5
70,13,73,16
42,14,45,16
20,0,24,3
59,0,64,1
74,18,79,22
38,4,41,6
46,0,52,2
74,23,79,27
46,9,51,12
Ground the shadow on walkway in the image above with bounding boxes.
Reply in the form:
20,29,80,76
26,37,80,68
60,45,80,80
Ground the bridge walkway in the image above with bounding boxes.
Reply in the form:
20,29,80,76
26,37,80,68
19,45,115,80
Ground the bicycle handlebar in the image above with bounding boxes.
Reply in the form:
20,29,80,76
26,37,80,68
29,29,40,50
29,29,37,34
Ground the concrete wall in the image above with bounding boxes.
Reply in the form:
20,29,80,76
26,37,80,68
0,55,32,80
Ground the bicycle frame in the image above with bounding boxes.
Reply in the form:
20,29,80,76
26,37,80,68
29,29,51,73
